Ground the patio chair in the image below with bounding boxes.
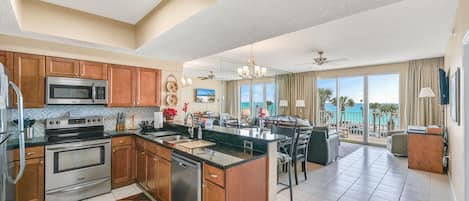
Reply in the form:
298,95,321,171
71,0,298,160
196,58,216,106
386,132,408,156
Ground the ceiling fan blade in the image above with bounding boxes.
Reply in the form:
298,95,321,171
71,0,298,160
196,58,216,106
325,58,348,63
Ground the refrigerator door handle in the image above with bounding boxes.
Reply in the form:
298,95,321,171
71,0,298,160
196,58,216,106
7,81,25,184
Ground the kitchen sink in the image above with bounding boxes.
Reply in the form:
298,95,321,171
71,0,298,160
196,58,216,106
155,135,193,144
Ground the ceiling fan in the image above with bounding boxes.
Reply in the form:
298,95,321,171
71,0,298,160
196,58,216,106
295,51,347,67
197,71,215,80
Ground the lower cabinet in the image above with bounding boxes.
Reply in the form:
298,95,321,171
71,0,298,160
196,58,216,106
203,181,225,201
136,138,172,201
203,156,268,201
14,146,45,201
111,137,136,188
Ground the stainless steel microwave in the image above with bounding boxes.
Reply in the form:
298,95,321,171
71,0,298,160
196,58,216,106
46,77,108,105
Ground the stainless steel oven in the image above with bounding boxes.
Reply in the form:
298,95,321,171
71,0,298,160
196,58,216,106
45,139,111,201
44,116,110,201
46,77,107,105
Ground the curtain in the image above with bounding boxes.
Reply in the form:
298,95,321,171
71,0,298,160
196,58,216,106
406,57,444,126
288,72,317,123
223,80,239,118
275,74,291,115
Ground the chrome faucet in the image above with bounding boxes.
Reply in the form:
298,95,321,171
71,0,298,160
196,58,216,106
185,112,195,138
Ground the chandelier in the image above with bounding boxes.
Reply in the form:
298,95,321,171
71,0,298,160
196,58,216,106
237,44,266,79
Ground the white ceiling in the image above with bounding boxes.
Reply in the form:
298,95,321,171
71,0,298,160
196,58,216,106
136,0,402,61
184,0,457,77
41,0,162,24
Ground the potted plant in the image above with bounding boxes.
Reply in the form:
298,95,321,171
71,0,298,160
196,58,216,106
163,108,178,123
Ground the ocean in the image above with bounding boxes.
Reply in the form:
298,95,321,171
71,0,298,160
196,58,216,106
240,102,399,127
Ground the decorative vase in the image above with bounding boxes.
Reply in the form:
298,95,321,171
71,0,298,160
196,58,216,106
166,116,175,123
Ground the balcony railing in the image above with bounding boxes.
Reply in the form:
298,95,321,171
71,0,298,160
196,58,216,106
318,110,400,139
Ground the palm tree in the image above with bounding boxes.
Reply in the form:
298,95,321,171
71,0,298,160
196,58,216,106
318,88,333,110
331,96,355,123
369,102,381,132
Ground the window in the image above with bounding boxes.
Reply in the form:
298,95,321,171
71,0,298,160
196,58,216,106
238,80,276,122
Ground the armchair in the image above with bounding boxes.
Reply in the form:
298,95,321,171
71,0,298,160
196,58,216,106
307,127,340,165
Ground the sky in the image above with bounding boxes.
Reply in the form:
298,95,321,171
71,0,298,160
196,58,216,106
318,74,400,104
240,74,399,105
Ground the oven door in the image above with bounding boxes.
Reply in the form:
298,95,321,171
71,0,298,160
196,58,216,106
45,139,111,191
46,77,107,105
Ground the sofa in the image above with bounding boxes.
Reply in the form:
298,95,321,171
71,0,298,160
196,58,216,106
386,132,408,156
307,127,340,165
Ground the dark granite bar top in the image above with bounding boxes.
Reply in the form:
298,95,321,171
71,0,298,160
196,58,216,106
106,130,266,169
7,125,270,169
166,121,286,142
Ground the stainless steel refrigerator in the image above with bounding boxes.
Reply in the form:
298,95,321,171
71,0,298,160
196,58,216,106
0,63,25,201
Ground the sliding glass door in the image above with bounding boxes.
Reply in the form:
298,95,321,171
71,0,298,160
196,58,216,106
317,73,400,146
339,76,365,144
239,78,276,125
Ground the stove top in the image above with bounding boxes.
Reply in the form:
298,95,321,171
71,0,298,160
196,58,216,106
45,116,106,144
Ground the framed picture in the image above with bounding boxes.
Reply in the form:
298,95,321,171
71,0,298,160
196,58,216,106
450,68,461,125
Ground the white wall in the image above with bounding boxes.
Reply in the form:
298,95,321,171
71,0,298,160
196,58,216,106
444,0,469,200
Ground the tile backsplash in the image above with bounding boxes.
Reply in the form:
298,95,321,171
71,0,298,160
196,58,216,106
8,105,160,136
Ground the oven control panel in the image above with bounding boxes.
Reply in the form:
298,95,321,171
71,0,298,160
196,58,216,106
46,116,104,129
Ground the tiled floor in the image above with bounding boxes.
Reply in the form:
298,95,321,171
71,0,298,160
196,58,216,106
84,184,144,201
277,145,452,201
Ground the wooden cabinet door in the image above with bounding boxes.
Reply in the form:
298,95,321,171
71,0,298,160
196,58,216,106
156,158,171,201
203,181,225,201
108,65,136,107
136,68,161,106
79,61,108,80
112,145,133,188
0,51,14,107
136,148,147,188
146,153,158,198
15,158,45,201
45,57,79,77
13,53,45,108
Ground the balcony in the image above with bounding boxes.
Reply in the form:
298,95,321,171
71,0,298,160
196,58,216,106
318,110,401,145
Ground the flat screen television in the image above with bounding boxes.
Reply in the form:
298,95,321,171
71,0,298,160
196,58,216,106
195,88,216,103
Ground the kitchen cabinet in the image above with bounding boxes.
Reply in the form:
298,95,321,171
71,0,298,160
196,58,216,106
136,138,172,201
108,66,161,107
136,68,161,107
156,158,171,201
79,61,108,80
13,53,46,108
0,51,14,107
203,180,225,201
146,152,158,198
14,146,45,201
111,137,136,188
45,57,79,78
108,65,136,107
203,157,267,201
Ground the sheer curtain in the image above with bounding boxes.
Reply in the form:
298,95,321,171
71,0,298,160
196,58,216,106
276,72,317,123
406,57,444,126
223,80,239,118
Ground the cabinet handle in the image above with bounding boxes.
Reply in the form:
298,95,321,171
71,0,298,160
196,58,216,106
209,174,218,178
26,152,35,156
112,150,116,153
153,158,158,161
119,140,124,144
141,152,145,155
39,160,43,164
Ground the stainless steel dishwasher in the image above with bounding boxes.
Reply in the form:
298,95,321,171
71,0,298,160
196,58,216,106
171,153,202,201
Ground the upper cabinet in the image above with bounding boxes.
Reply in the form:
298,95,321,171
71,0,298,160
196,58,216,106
108,65,161,107
46,57,80,78
0,51,13,76
13,53,46,108
80,61,108,80
108,65,136,107
136,68,161,107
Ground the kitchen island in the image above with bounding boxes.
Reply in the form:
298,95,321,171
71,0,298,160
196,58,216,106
9,123,284,201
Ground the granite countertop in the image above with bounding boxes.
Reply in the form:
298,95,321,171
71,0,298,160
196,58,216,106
7,126,269,169
167,121,286,142
107,130,266,169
